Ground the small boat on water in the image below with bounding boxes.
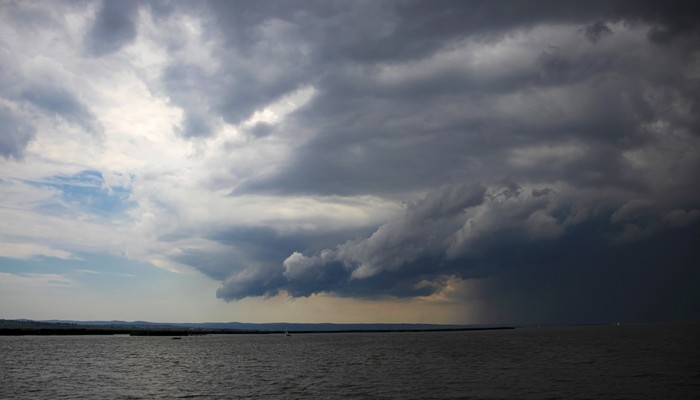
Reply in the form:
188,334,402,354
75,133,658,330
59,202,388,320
285,330,291,337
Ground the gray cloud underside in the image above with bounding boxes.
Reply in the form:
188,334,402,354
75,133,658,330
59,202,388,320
143,1,700,322
204,178,700,324
192,0,699,197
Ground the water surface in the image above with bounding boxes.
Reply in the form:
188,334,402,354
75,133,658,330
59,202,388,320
1,323,698,399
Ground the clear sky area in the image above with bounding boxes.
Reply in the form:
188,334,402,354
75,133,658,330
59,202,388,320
1,0,698,325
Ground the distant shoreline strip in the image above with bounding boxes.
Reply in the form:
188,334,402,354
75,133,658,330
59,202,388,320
0,326,514,336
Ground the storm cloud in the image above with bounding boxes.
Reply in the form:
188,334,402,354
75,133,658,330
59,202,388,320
196,0,699,322
1,0,698,324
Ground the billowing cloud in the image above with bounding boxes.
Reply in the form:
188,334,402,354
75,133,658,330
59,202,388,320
274,179,700,323
0,0,698,324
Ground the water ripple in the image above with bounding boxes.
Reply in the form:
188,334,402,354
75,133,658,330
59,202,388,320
1,324,699,399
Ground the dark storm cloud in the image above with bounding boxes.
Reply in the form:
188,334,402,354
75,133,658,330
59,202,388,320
153,0,700,322
584,21,613,43
176,225,376,300
216,181,699,324
204,0,698,198
156,1,318,137
84,0,139,57
277,184,488,296
188,226,309,284
471,222,700,324
279,182,547,292
212,184,488,300
161,0,700,141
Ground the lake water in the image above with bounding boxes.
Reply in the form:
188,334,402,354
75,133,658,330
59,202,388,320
1,323,699,399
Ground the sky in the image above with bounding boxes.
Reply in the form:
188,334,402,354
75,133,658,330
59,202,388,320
0,0,699,325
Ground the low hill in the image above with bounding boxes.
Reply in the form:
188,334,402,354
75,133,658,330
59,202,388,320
0,319,512,335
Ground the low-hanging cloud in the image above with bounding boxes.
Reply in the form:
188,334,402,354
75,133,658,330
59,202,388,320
193,177,700,329
221,180,699,323
283,183,487,283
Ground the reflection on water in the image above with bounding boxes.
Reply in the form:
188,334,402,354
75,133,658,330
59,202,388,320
1,323,699,399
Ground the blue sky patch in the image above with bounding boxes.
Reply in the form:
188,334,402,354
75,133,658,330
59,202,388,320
35,170,135,217
0,252,165,286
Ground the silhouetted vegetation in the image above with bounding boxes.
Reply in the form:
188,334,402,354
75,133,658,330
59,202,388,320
0,319,513,336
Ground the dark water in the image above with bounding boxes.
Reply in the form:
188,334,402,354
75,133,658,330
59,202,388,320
1,323,699,399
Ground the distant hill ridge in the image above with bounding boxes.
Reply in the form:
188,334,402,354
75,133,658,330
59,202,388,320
1,319,510,333
40,319,477,331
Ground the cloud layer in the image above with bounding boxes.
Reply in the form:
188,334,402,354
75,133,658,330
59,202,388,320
1,0,698,324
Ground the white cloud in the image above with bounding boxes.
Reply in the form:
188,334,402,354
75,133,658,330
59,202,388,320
0,272,75,288
0,242,74,260
242,85,317,128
